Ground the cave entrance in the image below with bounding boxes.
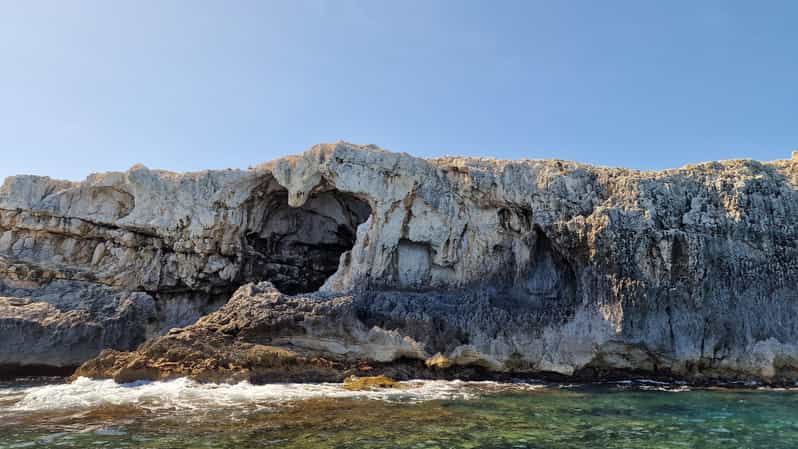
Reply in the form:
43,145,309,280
243,188,371,295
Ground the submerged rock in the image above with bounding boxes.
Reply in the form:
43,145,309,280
343,375,400,391
3,142,798,383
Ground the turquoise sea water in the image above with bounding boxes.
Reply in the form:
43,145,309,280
1,377,797,449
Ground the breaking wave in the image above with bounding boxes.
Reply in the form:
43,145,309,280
9,377,542,412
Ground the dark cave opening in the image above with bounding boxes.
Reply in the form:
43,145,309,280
243,189,371,295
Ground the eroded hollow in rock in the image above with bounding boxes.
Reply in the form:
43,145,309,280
243,188,371,295
522,226,577,306
493,225,579,325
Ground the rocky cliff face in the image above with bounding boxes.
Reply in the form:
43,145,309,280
4,143,798,383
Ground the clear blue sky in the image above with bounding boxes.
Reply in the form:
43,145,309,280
2,1,797,181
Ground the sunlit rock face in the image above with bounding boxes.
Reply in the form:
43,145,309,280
4,142,798,383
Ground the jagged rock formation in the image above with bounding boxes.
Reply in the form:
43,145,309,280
4,143,798,383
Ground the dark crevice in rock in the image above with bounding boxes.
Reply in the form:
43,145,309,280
670,233,690,281
152,289,234,335
0,364,77,379
242,189,371,295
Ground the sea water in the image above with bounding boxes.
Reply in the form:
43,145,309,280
1,377,797,448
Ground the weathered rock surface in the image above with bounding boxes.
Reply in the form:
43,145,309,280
0,274,157,373
4,142,798,383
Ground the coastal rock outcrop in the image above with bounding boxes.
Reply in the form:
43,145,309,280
4,142,798,383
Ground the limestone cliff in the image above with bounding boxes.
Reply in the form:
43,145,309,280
3,142,798,383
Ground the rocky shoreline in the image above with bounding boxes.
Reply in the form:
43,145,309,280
68,282,798,387
3,142,798,384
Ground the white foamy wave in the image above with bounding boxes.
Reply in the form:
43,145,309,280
0,388,24,397
10,377,535,412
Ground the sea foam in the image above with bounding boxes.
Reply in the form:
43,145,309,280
9,377,533,412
